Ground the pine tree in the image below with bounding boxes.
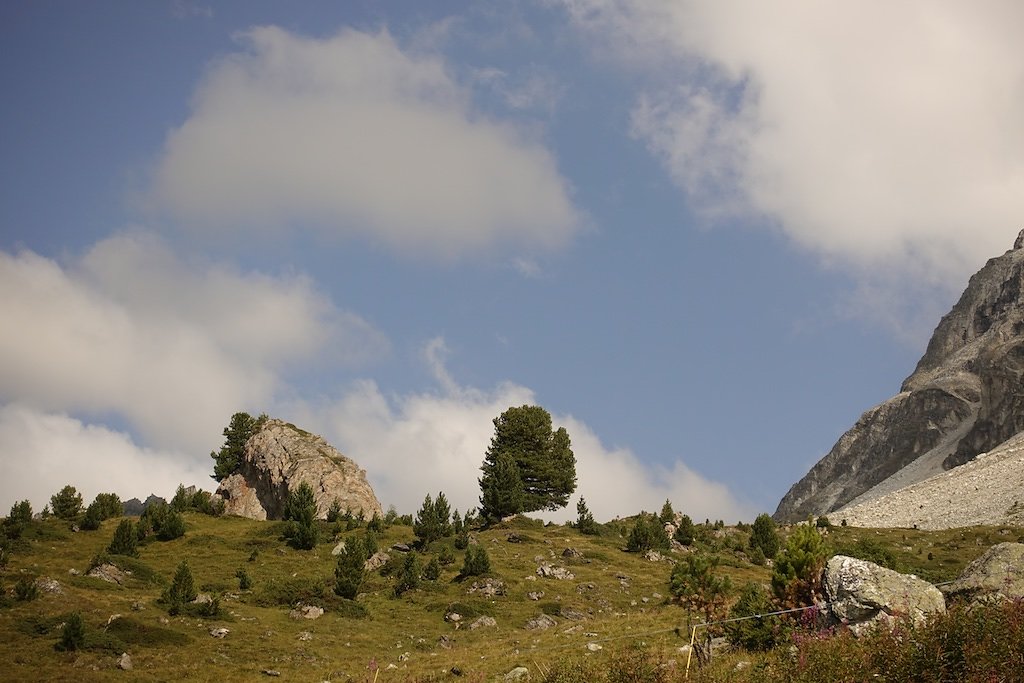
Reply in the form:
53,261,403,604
575,497,599,535
394,553,422,596
107,519,139,557
750,513,781,559
50,485,82,520
165,560,197,614
283,482,319,550
478,405,576,519
626,512,669,553
210,412,265,481
674,514,696,546
461,545,491,577
659,499,675,524
479,453,526,521
434,492,452,537
334,537,368,600
413,494,441,546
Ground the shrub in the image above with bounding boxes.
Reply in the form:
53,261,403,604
625,512,669,553
15,576,39,602
394,553,422,596
423,556,441,581
326,498,343,523
80,502,104,531
235,568,252,590
726,581,783,650
749,513,780,559
50,485,83,520
157,510,186,541
772,522,829,608
454,528,470,550
367,512,385,534
438,544,455,566
58,612,86,651
816,515,832,529
334,538,368,600
140,502,186,541
107,519,139,557
4,500,33,539
164,561,198,614
669,553,731,624
834,537,897,570
461,545,491,577
674,514,695,546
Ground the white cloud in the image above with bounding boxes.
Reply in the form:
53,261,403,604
0,404,211,515
152,26,580,259
285,339,754,522
564,1,1024,301
0,233,386,456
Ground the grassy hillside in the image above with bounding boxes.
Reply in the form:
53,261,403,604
1,510,1022,682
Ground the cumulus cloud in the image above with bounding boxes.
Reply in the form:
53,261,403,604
0,233,386,456
564,1,1024,298
152,26,580,259
0,404,211,514
285,338,754,522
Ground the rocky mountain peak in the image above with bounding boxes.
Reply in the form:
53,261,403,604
214,418,382,520
775,230,1024,523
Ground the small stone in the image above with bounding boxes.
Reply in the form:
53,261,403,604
106,614,123,627
209,627,230,638
68,568,80,576
262,670,281,677
398,652,410,662
297,631,313,641
331,541,346,556
289,604,324,620
131,601,145,611
504,666,530,681
527,591,544,601
586,643,602,652
117,653,132,671
469,616,497,630
525,614,557,630
391,543,411,553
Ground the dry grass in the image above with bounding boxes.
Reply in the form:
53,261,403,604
2,513,1020,682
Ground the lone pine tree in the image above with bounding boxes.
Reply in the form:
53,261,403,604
478,405,576,520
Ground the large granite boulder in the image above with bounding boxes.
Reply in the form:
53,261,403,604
941,542,1024,604
824,555,945,636
214,419,382,520
777,230,1024,522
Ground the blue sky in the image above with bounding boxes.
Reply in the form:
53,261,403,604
2,1,1022,522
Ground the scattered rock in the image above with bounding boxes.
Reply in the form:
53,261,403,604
504,666,530,681
536,564,575,580
331,541,346,556
297,631,313,641
131,601,145,612
586,642,602,652
560,607,588,621
735,661,751,671
527,591,544,601
468,578,506,597
261,670,281,677
209,628,230,638
941,542,1024,603
117,652,132,671
438,634,453,649
562,547,584,559
469,616,497,630
289,604,324,620
824,555,945,636
194,593,213,605
506,533,523,543
643,550,664,562
87,564,127,585
445,611,462,625
525,614,557,630
67,568,80,576
398,652,411,662
365,551,390,572
105,614,123,627
391,543,411,553
35,577,62,594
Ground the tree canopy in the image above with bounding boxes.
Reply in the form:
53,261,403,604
478,405,576,520
210,412,265,481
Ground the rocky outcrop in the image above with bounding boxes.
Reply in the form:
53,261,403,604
776,230,1024,522
824,555,945,636
214,419,382,520
941,542,1024,604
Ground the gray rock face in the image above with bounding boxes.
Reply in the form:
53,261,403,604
941,542,1024,604
824,555,945,636
776,233,1024,522
214,419,382,520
